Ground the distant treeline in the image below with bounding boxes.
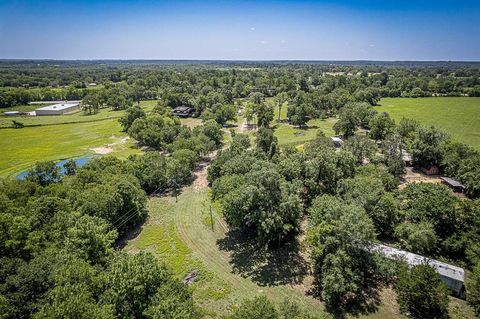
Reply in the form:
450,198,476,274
1,62,479,108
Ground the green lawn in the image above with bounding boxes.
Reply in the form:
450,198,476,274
273,118,336,146
236,98,336,147
270,98,336,146
0,100,172,177
0,100,158,128
377,97,480,149
0,120,140,177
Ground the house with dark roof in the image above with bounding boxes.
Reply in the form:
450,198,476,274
173,106,195,117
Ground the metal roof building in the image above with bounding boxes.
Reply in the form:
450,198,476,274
173,106,194,117
35,103,80,116
330,136,343,148
440,176,465,193
4,111,20,116
401,150,412,166
371,243,465,298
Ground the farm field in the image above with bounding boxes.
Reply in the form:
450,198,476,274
0,100,158,128
377,97,480,149
0,120,139,177
125,156,475,319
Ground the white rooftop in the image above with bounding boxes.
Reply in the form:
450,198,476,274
371,243,465,282
36,103,79,111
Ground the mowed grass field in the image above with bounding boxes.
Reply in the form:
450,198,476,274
0,120,139,177
0,100,158,128
235,98,336,147
0,101,161,176
377,97,480,149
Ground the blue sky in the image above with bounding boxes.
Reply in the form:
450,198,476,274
0,0,479,60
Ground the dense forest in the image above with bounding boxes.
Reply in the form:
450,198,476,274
1,61,480,318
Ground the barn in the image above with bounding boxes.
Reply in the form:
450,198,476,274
35,103,80,116
4,111,20,116
371,244,465,298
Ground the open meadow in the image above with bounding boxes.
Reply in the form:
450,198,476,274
0,101,158,176
377,97,480,149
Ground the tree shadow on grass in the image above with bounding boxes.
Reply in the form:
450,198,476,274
326,286,381,319
308,271,382,319
116,217,147,249
216,229,309,287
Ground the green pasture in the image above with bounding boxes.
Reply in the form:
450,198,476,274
271,99,336,146
0,120,139,177
0,100,158,128
377,97,480,149
0,101,162,176
273,118,336,146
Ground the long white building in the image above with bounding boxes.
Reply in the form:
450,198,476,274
371,243,465,298
35,102,80,116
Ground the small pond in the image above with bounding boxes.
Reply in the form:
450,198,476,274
17,156,92,180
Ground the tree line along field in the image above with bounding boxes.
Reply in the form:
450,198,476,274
377,97,480,149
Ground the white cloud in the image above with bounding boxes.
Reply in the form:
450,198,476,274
250,27,255,31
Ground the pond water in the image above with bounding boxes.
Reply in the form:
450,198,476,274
17,156,92,180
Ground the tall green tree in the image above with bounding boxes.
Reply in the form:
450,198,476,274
467,262,480,315
369,112,396,141
232,296,278,319
119,105,146,132
395,264,449,319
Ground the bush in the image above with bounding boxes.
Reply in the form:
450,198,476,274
232,296,278,319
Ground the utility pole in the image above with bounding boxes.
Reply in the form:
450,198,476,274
210,205,214,231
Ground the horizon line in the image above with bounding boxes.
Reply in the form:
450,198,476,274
1,59,479,63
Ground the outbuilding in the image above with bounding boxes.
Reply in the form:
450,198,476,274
330,136,343,148
35,103,80,116
402,150,412,167
371,244,465,298
421,164,439,176
4,111,20,116
440,176,465,193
